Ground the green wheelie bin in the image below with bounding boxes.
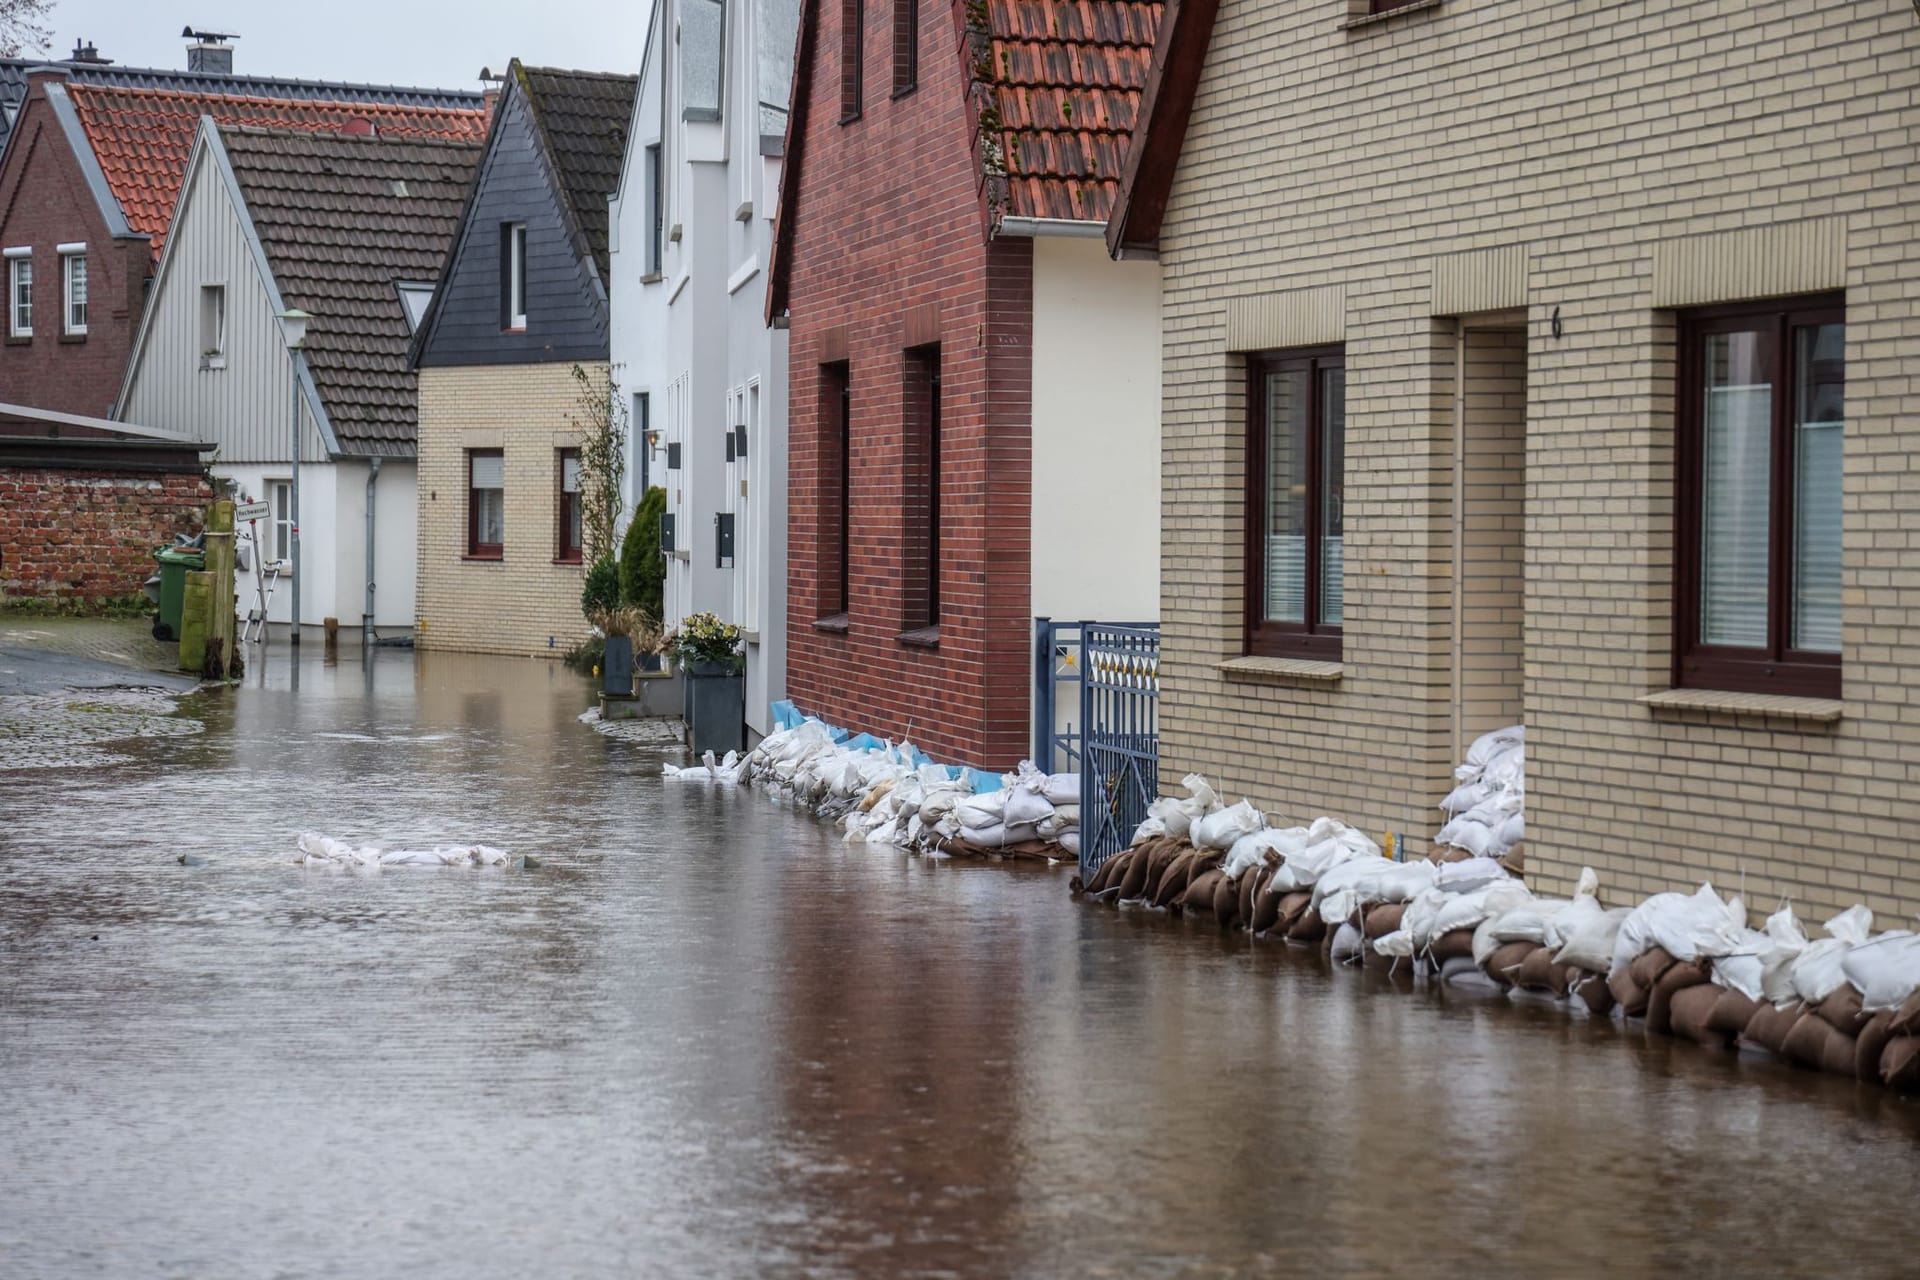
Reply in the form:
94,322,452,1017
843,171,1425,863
152,545,206,641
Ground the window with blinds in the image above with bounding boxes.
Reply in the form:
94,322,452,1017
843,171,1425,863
1247,349,1344,659
1675,296,1843,698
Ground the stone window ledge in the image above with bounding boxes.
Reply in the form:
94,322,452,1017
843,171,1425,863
897,625,941,649
812,613,849,634
1638,688,1843,724
1219,655,1344,684
1341,0,1444,33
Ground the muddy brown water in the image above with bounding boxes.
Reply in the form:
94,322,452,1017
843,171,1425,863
3,649,1919,1277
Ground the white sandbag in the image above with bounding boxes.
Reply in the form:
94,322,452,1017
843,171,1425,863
1465,724,1524,771
1648,884,1748,963
1790,905,1874,1005
1193,800,1265,851
1482,897,1574,952
1494,813,1525,850
1002,786,1056,828
1130,816,1169,844
1057,831,1081,856
1441,781,1489,815
1553,905,1630,974
1841,931,1920,1012
1042,774,1080,806
1330,921,1366,963
1434,857,1511,894
1320,858,1438,923
959,825,1007,849
1437,818,1496,857
1441,954,1503,991
954,792,1008,830
1428,880,1535,944
1147,796,1191,839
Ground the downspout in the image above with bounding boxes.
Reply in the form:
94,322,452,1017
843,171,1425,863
364,456,382,645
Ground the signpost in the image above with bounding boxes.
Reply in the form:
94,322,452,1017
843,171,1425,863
236,499,271,523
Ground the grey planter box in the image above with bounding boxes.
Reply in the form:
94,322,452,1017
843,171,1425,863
603,635,635,696
685,658,745,755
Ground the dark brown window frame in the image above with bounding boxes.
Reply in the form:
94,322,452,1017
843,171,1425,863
840,0,864,122
556,446,583,564
1672,293,1844,699
467,448,504,560
818,361,853,622
903,343,941,632
1369,0,1428,12
1244,347,1344,660
892,0,917,97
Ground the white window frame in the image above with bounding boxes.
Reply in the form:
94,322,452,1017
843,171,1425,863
199,283,227,368
269,480,294,567
6,247,32,338
507,223,528,330
59,244,87,336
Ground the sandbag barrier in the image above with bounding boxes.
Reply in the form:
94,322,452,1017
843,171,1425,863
660,719,1084,864
1072,772,1920,1096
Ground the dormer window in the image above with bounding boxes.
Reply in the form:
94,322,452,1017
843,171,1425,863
396,281,434,333
503,222,527,330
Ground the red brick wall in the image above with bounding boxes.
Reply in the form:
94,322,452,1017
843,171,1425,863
0,73,152,418
0,467,210,602
783,2,1035,768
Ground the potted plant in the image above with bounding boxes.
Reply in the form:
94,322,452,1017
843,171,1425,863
665,610,745,753
629,610,667,674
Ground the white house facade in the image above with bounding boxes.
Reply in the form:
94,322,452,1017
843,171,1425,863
609,0,797,739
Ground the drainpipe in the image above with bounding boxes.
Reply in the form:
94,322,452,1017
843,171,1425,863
364,456,381,646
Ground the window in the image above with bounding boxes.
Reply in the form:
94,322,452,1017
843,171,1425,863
644,145,663,276
841,0,864,121
468,449,505,558
6,249,31,337
904,345,941,630
269,481,293,564
557,448,583,563
60,248,86,336
1246,348,1345,658
820,362,852,619
395,281,434,333
199,285,226,364
1674,294,1843,697
503,223,527,329
892,0,917,96
635,392,652,499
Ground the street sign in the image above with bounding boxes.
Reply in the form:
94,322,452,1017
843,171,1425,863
236,500,271,522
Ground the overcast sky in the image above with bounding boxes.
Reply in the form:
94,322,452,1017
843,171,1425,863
32,1,651,89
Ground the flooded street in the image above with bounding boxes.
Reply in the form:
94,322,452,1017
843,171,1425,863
3,649,1919,1277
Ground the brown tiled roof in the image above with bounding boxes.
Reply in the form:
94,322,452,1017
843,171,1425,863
982,0,1162,223
517,65,637,282
66,84,488,259
221,126,481,457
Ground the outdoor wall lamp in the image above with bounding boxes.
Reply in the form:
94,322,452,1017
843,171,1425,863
277,308,312,644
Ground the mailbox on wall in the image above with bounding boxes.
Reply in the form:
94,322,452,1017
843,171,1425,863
715,512,735,568
666,441,682,470
660,511,676,554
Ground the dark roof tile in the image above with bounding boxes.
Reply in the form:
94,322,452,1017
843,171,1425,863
516,65,638,281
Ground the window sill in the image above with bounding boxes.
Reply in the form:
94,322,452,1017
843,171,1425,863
891,85,917,101
813,613,850,634
1341,0,1444,31
1639,688,1843,725
671,548,690,562
60,331,87,344
501,326,526,335
896,625,940,649
740,629,761,644
839,112,863,127
553,556,583,567
640,271,664,285
1219,655,1344,685
461,553,504,563
6,334,32,345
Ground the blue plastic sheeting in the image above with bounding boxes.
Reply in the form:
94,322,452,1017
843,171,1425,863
770,700,803,730
772,700,1002,789
843,732,886,753
960,767,1004,793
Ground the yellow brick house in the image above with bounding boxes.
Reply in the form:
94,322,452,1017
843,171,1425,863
410,63,638,655
1107,0,1920,919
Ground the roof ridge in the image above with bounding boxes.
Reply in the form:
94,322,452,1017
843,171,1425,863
517,65,641,82
68,82,486,113
219,122,485,147
2,56,484,101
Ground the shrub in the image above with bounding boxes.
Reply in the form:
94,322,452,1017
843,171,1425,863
619,486,667,619
581,553,621,621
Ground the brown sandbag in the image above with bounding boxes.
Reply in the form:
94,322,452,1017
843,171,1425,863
1182,868,1227,913
1152,850,1201,907
1484,941,1540,989
1608,968,1649,1019
1143,840,1187,895
1515,946,1571,997
1856,1010,1897,1084
1814,984,1866,1035
1276,891,1313,932
1237,865,1264,928
1427,929,1476,964
1286,909,1327,944
1363,902,1406,940
1186,851,1225,891
1250,885,1284,936
1629,946,1679,993
1782,1010,1856,1075
1645,960,1712,1037
1571,969,1615,1017
1080,850,1119,896
1669,983,1735,1049
1881,1036,1920,1092
1212,871,1240,927
1891,988,1920,1038
1117,844,1155,900
1706,987,1761,1037
1741,1001,1803,1056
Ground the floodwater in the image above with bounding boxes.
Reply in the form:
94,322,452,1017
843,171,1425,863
3,649,1920,1278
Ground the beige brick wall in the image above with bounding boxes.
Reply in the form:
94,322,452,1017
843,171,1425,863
1158,0,1920,919
415,364,593,658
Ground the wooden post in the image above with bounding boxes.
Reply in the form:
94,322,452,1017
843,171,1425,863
323,616,339,660
179,571,211,673
203,499,236,680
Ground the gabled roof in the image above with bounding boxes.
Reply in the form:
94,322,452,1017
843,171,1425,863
515,64,638,282
982,0,1162,223
768,0,1162,320
63,83,488,258
1103,0,1218,256
221,125,480,457
0,56,484,157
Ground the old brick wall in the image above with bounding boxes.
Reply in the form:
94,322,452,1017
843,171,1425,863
1157,0,1920,918
0,74,152,419
413,364,591,657
783,2,1033,769
0,467,209,602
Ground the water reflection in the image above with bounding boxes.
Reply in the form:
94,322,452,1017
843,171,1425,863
2,647,1919,1277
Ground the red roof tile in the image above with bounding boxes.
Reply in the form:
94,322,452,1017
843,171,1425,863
982,0,1162,223
65,84,489,258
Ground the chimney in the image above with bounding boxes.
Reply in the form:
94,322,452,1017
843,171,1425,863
182,26,238,75
69,39,113,65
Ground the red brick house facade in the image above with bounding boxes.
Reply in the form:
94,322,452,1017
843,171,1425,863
770,1,1161,768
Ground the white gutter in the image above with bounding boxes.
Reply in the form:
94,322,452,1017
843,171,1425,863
995,216,1108,240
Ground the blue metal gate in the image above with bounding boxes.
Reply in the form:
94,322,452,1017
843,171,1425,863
1031,618,1085,774
1077,623,1160,878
